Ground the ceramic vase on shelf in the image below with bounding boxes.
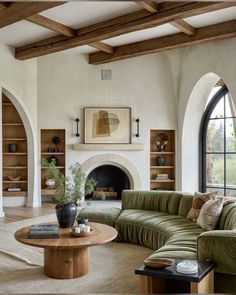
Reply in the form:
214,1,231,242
156,156,165,166
8,143,17,153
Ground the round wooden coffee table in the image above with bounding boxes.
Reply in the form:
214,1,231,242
15,222,117,279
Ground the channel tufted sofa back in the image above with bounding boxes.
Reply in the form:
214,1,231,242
121,190,190,216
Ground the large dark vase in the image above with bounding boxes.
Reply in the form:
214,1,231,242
55,202,77,228
8,143,17,153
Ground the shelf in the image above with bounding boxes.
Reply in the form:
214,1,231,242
41,189,56,195
2,94,28,202
2,123,23,126
150,130,176,190
150,152,174,155
150,166,174,169
3,152,27,155
3,191,27,197
150,179,175,183
41,166,65,169
2,102,13,106
41,152,65,155
73,143,145,151
3,180,27,183
3,166,27,169
3,138,27,141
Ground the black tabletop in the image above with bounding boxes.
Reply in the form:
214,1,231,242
135,259,214,282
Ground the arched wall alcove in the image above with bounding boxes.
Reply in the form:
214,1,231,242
180,72,221,192
80,153,142,201
0,83,39,209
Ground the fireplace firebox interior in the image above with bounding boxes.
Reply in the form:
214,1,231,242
86,165,130,200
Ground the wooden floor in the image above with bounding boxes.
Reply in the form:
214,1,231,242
0,202,55,224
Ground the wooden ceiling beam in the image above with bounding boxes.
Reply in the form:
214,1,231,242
88,19,236,65
134,0,158,13
0,2,64,29
0,2,9,11
89,42,114,54
170,17,195,35
27,14,76,37
15,2,236,60
26,14,112,53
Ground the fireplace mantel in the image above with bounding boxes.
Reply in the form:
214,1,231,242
73,143,145,151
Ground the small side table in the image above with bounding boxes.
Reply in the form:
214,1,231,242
135,259,214,294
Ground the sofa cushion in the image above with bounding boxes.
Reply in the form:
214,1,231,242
197,197,224,231
115,209,204,250
121,190,182,215
218,202,236,230
115,209,169,249
77,207,121,227
187,191,216,221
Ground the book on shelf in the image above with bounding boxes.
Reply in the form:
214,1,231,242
28,224,59,238
7,187,21,192
156,173,169,180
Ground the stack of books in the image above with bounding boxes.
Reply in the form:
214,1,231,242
156,173,169,180
28,224,59,239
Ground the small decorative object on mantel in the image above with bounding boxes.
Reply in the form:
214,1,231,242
155,133,169,151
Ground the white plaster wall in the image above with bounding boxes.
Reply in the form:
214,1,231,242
0,44,39,210
37,53,176,190
165,37,236,192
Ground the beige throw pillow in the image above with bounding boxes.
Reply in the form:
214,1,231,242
197,197,224,231
187,191,216,222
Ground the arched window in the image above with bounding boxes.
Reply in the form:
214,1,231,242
200,85,236,196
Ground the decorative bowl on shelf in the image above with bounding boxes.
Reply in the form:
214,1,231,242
7,175,21,181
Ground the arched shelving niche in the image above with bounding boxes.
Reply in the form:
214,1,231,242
1,86,38,208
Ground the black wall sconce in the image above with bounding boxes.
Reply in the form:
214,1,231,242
75,117,80,137
135,118,140,137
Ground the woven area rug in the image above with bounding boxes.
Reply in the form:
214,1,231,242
0,215,152,293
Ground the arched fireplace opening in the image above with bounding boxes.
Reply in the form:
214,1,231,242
86,165,131,200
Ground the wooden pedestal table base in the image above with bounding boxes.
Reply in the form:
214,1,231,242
44,247,89,279
135,259,214,294
15,222,117,279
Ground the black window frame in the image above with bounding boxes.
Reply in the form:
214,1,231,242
199,85,236,195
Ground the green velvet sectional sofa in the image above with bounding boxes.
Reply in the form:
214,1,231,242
78,190,236,293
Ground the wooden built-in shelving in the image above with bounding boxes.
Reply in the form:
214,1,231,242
2,94,28,197
41,129,66,196
150,129,176,191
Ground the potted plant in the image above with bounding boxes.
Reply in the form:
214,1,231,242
42,160,96,228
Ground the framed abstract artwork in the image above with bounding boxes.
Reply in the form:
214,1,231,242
84,107,131,143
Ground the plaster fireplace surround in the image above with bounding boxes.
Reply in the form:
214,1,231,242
80,153,142,201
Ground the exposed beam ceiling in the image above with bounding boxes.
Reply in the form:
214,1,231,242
170,18,196,36
134,0,158,13
15,2,235,60
89,19,236,64
0,2,64,29
89,42,114,54
135,0,196,36
27,14,76,37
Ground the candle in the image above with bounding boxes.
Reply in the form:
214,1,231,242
74,227,80,233
79,224,85,232
84,225,90,233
